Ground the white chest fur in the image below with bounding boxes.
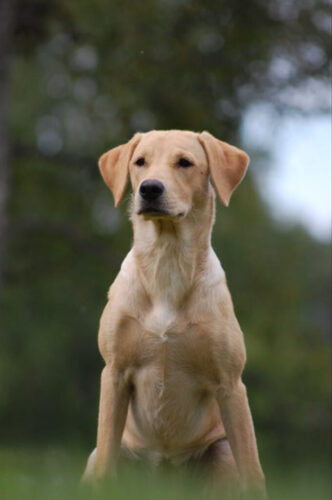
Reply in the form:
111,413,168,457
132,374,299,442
143,302,177,339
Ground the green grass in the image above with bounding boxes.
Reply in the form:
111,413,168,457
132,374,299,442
0,447,330,500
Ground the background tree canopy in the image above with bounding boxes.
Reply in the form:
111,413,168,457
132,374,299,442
0,0,330,473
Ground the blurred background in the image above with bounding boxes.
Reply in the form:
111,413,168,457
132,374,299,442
0,0,331,498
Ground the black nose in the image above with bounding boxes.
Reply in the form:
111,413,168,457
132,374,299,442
139,179,165,201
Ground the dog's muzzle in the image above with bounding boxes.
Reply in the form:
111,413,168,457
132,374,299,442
138,179,168,215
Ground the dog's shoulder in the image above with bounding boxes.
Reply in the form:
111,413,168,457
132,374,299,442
188,249,246,380
191,248,228,314
98,250,147,365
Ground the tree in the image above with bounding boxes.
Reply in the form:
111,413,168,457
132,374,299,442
0,0,16,291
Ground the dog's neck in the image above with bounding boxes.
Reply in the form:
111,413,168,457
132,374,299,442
131,189,215,308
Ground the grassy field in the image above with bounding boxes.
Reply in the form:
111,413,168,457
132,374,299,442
0,445,330,500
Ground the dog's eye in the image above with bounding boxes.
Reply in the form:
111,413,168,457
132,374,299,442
135,157,145,166
178,158,193,168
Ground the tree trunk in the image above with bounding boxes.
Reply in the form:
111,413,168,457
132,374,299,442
0,0,15,291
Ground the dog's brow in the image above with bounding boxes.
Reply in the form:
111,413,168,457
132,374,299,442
133,150,150,160
173,150,196,160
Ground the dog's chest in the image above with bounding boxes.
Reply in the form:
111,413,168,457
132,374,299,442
125,305,221,446
142,302,180,340
112,301,223,446
113,303,221,388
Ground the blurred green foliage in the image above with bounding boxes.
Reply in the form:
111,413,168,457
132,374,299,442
0,445,331,500
0,0,330,482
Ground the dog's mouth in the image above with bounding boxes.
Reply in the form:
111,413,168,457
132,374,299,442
137,199,172,216
137,206,186,219
136,196,187,219
137,206,169,216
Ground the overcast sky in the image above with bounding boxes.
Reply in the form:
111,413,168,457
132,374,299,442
242,106,331,241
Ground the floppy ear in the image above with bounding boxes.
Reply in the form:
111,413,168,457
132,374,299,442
198,131,249,206
98,133,141,207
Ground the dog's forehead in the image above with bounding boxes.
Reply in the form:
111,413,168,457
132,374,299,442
136,130,206,160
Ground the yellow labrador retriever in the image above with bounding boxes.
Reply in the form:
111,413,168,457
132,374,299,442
83,130,266,497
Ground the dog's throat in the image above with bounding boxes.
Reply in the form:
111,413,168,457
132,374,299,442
133,201,213,306
138,244,194,306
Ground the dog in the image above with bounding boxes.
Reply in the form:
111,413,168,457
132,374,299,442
82,130,266,497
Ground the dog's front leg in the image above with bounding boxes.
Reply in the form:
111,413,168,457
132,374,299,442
216,380,266,497
94,364,130,481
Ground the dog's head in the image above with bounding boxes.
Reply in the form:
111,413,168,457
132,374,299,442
98,130,249,219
